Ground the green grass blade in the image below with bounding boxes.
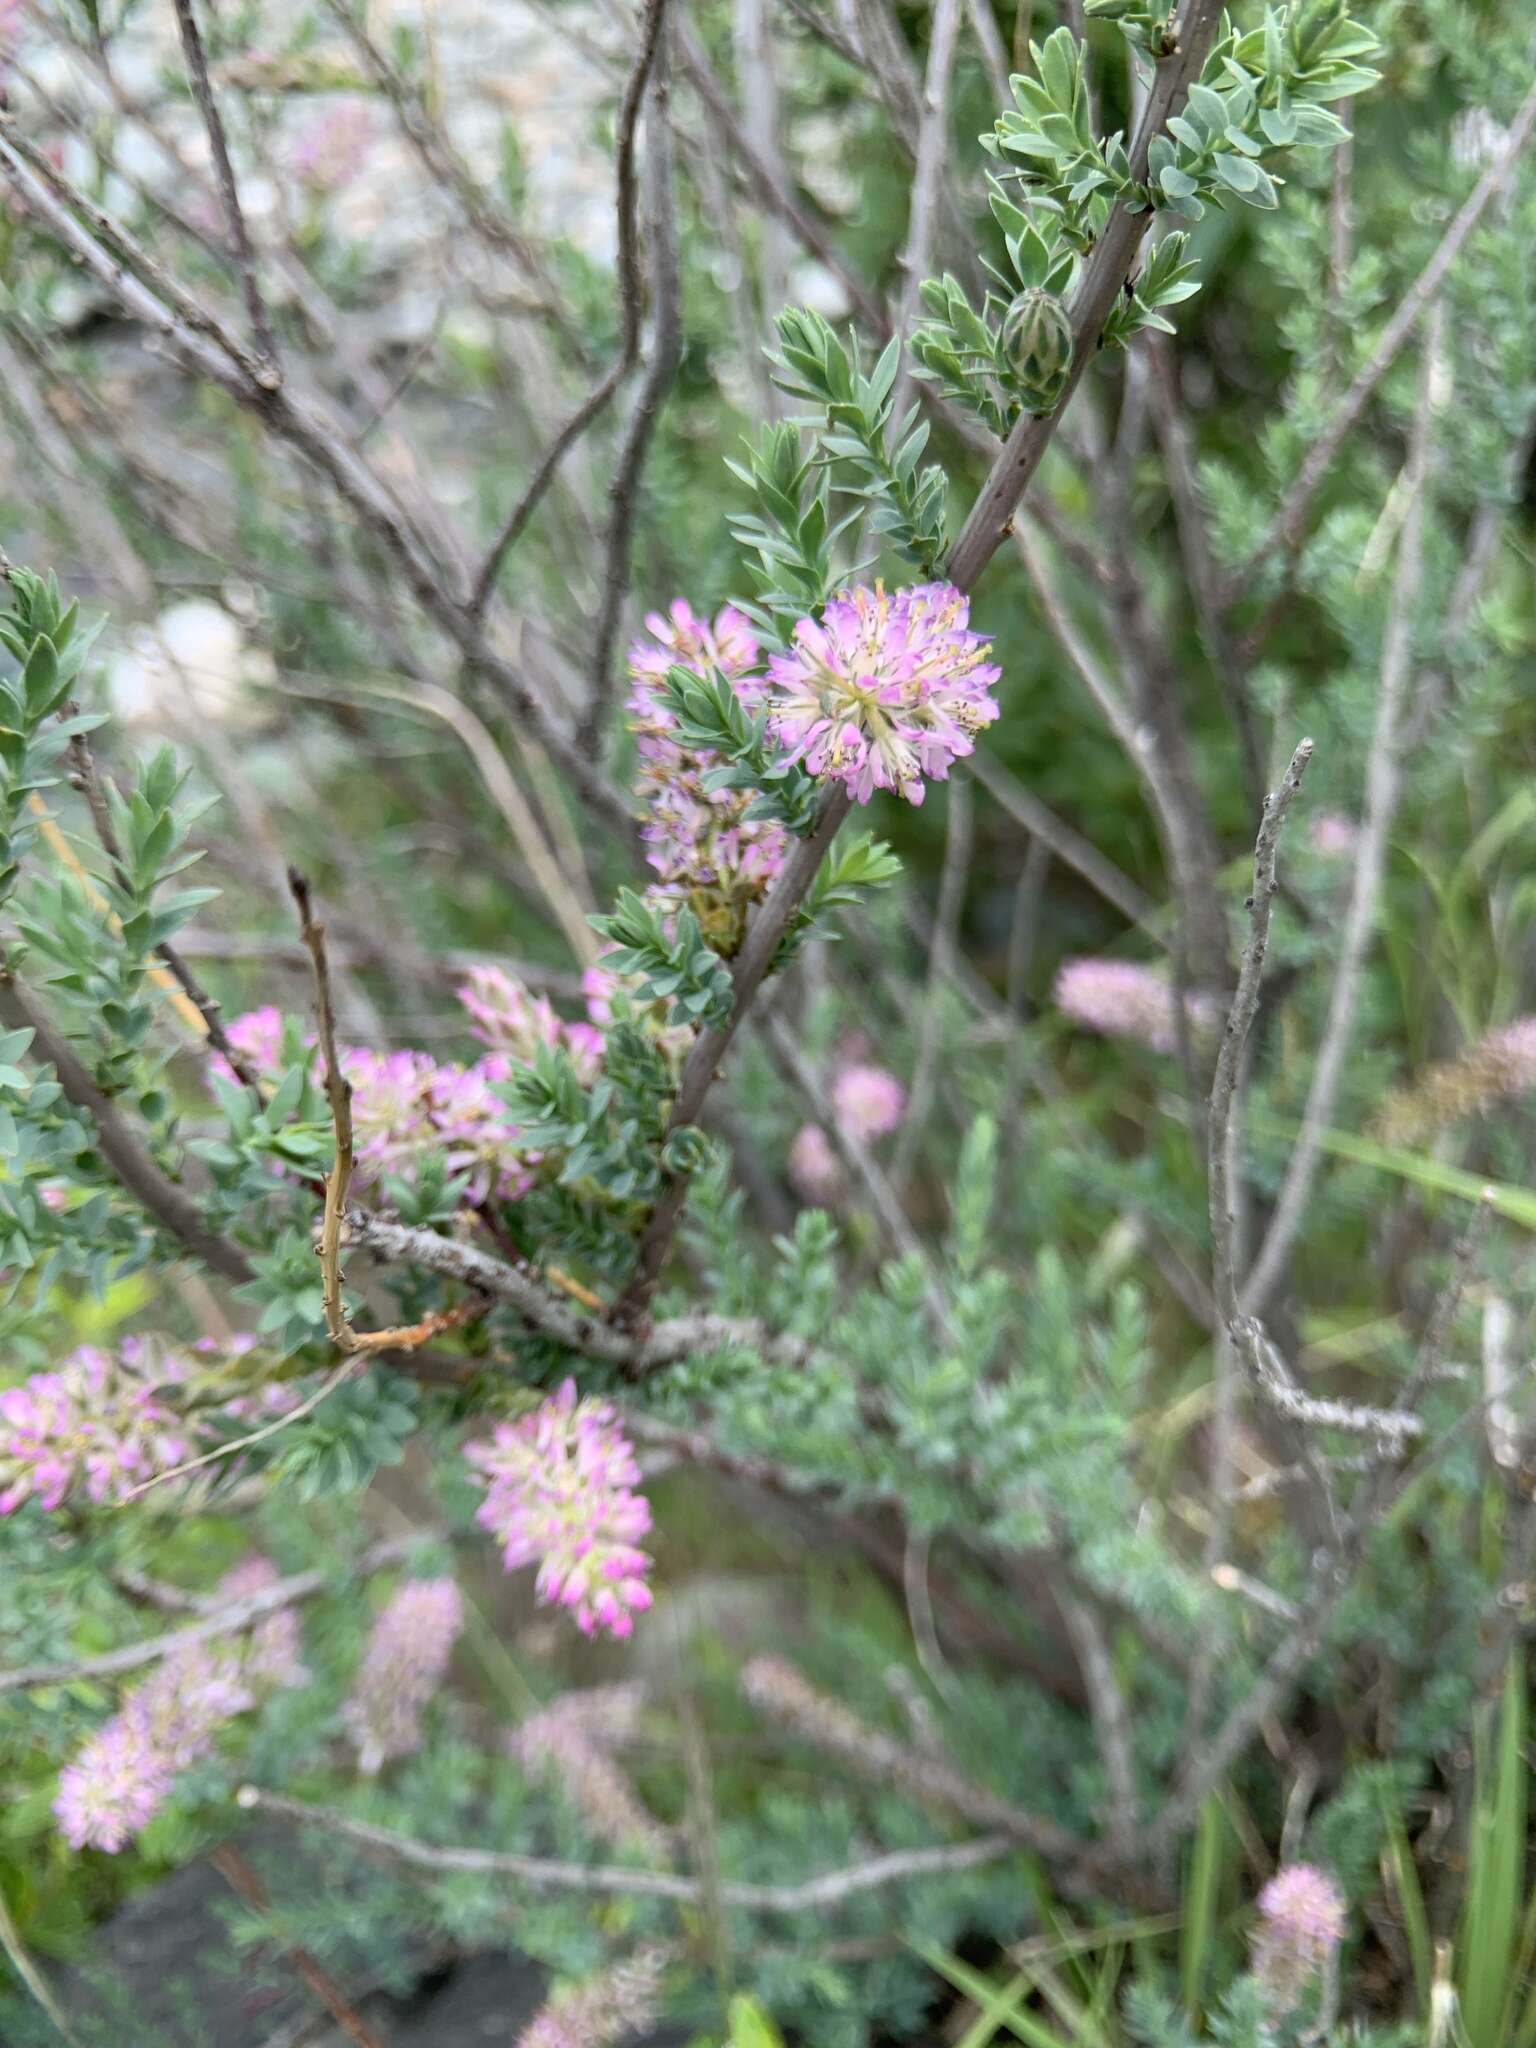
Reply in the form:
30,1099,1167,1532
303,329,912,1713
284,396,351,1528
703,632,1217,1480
1378,1780,1433,2016
1180,1795,1226,2026
915,1942,1070,2048
1459,1658,1526,2048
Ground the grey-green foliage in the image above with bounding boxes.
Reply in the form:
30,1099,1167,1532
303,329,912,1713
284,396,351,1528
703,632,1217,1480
589,887,738,1025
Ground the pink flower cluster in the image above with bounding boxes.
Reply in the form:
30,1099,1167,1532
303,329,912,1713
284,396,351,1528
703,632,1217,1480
344,1576,465,1776
219,965,609,1206
0,1342,191,1514
464,1379,653,1640
766,582,1000,806
628,601,789,952
0,1336,265,1515
54,1556,307,1853
289,97,375,193
788,1057,907,1203
1053,956,1219,1057
459,963,604,1080
1252,1863,1346,2012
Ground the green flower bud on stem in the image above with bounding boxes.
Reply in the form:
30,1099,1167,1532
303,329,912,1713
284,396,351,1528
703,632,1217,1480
999,287,1074,413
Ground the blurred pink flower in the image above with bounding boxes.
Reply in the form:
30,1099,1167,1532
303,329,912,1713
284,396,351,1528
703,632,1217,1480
1252,1863,1346,2011
344,1577,464,1776
516,1949,667,2048
457,963,604,1084
768,582,999,806
52,1547,310,1853
1054,956,1217,1056
0,1344,194,1515
627,600,786,946
830,1062,905,1140
290,97,374,193
465,1380,653,1640
1310,812,1359,859
788,1122,841,1202
512,1685,664,1853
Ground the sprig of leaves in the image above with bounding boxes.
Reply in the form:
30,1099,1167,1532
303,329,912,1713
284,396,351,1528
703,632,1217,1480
776,829,902,968
727,421,852,643
656,665,820,835
771,309,948,575
589,890,736,1028
0,567,106,903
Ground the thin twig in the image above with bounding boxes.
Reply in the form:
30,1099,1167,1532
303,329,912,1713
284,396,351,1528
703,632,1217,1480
1207,739,1315,1331
890,0,962,423
970,752,1157,934
343,1206,804,1369
0,121,635,842
211,1846,389,2048
893,776,971,1187
237,1786,1016,1912
1059,1593,1139,1845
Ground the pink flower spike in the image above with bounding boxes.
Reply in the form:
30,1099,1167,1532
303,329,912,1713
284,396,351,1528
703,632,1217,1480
465,1384,654,1642
343,1577,464,1776
1252,1863,1347,2014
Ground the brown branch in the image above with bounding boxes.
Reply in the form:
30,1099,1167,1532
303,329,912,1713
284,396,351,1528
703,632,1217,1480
0,968,254,1286
342,1206,804,1369
211,1846,389,2048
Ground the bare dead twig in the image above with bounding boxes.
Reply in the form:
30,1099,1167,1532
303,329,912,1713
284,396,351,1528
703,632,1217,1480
212,1846,390,2048
0,1533,425,1693
1243,323,1443,1317
893,774,971,1187
0,122,636,843
289,870,486,1359
890,0,963,423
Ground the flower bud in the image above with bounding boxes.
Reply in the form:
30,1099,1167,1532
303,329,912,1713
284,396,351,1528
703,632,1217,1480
999,287,1074,412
